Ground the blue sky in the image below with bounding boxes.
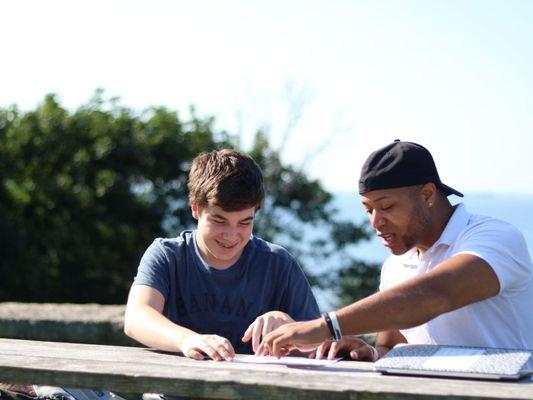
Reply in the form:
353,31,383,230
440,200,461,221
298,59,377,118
2,0,532,194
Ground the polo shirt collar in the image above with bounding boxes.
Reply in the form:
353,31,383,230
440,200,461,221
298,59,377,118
397,203,471,263
431,202,470,249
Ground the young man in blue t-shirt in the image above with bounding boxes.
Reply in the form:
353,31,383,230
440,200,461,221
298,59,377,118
124,149,320,360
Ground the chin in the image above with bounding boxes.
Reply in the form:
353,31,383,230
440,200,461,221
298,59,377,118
216,247,243,262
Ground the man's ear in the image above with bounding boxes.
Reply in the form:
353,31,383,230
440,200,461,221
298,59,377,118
191,204,200,220
421,183,437,207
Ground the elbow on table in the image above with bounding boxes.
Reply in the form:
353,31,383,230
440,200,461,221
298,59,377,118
123,321,132,338
123,309,138,339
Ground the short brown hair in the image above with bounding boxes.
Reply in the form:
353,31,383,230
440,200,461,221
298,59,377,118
188,149,264,211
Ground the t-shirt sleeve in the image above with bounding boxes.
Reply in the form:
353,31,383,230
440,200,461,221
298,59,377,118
280,260,321,320
132,239,171,300
453,220,533,294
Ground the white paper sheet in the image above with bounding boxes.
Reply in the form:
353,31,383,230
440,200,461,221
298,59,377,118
235,355,341,367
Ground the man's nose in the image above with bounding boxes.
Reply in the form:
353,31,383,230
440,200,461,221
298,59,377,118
370,210,385,229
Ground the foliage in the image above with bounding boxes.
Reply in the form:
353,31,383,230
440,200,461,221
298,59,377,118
320,260,381,306
0,91,379,305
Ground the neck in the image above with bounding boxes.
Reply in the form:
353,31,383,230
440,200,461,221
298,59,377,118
195,232,237,270
418,198,454,253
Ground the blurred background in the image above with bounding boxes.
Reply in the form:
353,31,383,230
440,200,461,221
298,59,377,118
1,0,532,310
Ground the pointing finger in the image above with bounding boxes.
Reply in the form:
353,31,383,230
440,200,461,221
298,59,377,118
315,341,328,360
241,323,253,343
252,318,264,353
328,341,340,360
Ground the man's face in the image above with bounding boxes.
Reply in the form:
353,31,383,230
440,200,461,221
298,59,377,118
361,186,431,255
192,204,255,269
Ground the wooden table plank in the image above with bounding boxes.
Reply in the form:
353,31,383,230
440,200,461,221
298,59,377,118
0,339,531,400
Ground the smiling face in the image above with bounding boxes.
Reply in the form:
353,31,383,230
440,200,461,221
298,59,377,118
361,185,434,255
192,204,255,269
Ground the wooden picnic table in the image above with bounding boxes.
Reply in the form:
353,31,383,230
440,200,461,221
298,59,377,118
0,338,532,400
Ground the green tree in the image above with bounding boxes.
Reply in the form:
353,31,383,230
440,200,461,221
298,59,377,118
0,91,378,305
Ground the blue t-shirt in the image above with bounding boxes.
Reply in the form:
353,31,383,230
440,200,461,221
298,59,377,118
133,230,320,354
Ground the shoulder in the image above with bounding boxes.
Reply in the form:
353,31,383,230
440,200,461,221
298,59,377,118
459,213,526,249
246,236,302,275
452,211,532,291
249,236,296,264
143,231,194,262
449,206,530,264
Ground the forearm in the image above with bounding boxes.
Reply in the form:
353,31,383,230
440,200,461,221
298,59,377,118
336,254,500,337
336,280,449,337
124,304,196,352
375,330,407,358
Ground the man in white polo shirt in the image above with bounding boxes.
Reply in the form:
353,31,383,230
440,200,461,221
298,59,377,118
258,140,533,363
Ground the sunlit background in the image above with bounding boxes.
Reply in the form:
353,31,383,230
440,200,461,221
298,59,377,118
3,0,533,195
2,1,532,309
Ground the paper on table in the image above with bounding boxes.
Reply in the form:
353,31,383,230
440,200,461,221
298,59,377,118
235,355,341,367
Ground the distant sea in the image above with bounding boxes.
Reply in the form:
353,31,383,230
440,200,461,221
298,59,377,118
333,192,533,265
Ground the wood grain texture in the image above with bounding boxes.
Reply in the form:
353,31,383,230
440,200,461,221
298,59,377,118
0,339,532,400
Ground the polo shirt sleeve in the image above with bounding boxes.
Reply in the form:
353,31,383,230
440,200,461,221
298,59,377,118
453,219,533,294
132,238,171,300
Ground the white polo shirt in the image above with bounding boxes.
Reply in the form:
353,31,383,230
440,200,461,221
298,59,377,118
380,203,533,350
